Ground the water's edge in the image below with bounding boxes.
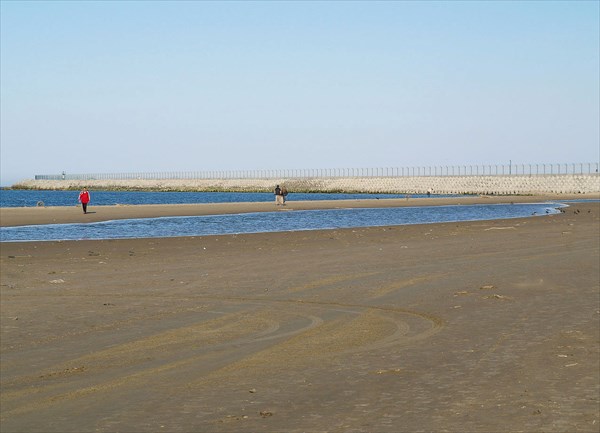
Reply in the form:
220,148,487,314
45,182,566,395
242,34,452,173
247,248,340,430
1,202,566,243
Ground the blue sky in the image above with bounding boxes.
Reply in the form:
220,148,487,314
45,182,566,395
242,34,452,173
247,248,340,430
1,0,598,185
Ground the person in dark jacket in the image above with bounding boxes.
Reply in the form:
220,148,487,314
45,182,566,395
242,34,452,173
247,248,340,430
274,185,283,205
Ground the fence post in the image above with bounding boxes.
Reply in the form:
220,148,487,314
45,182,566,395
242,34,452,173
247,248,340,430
33,162,598,183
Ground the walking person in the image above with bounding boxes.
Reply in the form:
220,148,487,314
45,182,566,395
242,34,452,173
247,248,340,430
274,185,284,205
78,187,90,214
281,186,289,205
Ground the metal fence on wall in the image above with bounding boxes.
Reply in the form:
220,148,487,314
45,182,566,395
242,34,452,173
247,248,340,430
35,162,600,181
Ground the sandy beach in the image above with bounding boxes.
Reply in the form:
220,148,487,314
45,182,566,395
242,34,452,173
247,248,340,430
1,197,599,432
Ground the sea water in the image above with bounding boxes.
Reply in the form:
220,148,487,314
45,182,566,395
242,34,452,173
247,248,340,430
0,203,565,242
0,189,450,208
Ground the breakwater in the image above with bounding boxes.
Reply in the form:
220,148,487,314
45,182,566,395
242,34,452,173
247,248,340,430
13,174,600,195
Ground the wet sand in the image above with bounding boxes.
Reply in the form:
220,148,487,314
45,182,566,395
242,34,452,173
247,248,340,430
1,198,599,432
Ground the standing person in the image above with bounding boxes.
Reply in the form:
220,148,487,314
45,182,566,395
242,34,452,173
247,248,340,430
78,187,90,214
281,186,289,205
274,185,283,205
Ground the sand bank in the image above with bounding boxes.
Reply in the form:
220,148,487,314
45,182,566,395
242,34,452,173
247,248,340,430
1,200,598,432
2,193,597,227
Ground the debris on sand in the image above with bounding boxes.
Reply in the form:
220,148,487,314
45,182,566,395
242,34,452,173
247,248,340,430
479,285,496,290
484,294,513,301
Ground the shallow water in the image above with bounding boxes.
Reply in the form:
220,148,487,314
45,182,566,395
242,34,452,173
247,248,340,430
0,203,564,242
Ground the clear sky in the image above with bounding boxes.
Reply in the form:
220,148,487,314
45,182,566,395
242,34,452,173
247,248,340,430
1,0,598,185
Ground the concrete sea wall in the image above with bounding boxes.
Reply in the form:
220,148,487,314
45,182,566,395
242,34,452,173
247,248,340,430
13,174,600,195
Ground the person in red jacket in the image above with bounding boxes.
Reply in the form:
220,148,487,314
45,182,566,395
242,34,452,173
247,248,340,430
78,187,90,214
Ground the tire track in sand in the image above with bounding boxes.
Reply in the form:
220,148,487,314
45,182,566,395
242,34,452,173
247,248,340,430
1,297,442,419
